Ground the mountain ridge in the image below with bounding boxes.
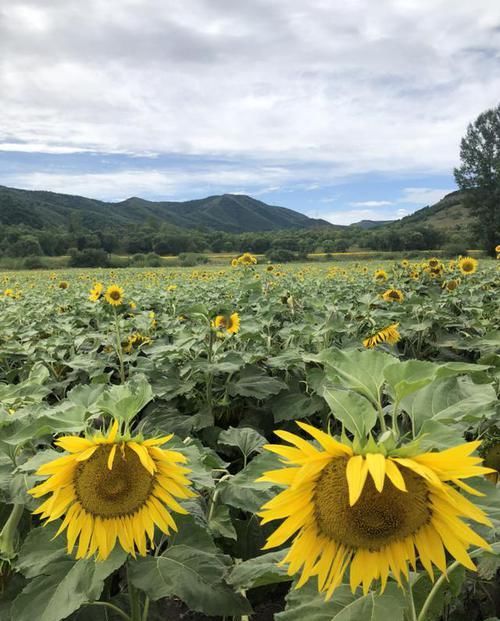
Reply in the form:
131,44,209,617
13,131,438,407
0,185,331,233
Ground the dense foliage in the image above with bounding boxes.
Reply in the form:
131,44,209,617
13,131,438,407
454,103,500,256
0,258,499,620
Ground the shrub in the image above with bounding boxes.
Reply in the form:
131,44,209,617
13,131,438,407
68,248,110,267
177,253,209,267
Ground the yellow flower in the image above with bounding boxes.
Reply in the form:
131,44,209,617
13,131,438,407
89,282,103,302
427,257,440,268
363,323,400,348
214,312,240,334
382,289,404,303
237,252,258,266
166,285,177,292
3,289,14,297
29,421,195,560
374,269,388,282
104,284,124,306
443,279,459,292
59,281,69,290
231,258,239,268
458,256,478,275
258,424,492,598
495,244,500,254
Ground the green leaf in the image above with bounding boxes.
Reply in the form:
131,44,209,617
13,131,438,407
128,546,251,616
322,386,377,437
228,550,290,589
11,548,127,621
218,427,266,459
276,582,357,621
385,360,491,402
208,503,237,540
15,523,68,579
97,376,153,423
218,451,281,513
331,584,407,621
403,375,497,434
321,348,396,406
228,366,287,399
272,392,324,423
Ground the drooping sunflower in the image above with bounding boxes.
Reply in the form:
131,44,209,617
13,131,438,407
29,422,195,560
258,423,493,598
363,323,400,348
458,256,478,275
443,279,459,292
214,312,240,334
382,289,404,303
104,284,124,306
59,281,69,290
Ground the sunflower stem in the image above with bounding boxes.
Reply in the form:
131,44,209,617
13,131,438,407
0,503,24,559
113,307,126,384
86,601,132,621
376,403,387,433
126,563,142,621
403,577,418,621
141,595,150,621
417,560,461,621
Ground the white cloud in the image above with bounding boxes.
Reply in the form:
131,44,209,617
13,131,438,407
322,208,390,226
0,0,499,181
350,200,394,207
400,187,455,205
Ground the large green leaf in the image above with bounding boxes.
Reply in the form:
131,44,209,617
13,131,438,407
322,386,377,437
320,348,396,406
272,392,325,423
218,426,266,459
15,523,68,579
228,550,290,589
218,451,281,512
385,360,491,402
96,376,153,423
331,585,407,621
402,375,497,433
128,546,251,616
228,366,287,399
11,548,126,621
276,582,357,621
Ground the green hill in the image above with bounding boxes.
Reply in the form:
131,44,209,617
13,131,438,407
0,186,329,233
396,190,473,233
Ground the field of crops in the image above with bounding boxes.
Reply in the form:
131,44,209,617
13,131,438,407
1,256,499,621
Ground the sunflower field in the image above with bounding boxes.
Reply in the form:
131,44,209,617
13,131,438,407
0,256,499,621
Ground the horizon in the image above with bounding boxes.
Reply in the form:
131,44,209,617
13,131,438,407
1,1,499,224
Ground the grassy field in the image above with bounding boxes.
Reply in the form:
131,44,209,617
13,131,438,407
1,256,499,620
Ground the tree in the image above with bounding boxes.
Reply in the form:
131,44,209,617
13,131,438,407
454,104,500,255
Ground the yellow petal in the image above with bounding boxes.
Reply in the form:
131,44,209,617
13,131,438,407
386,459,407,492
128,442,156,475
55,436,94,453
107,444,117,470
345,455,368,506
365,453,386,492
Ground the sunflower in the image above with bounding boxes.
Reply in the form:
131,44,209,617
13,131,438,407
104,284,124,306
428,257,440,268
238,252,258,266
495,244,500,254
214,312,240,334
363,323,400,348
401,260,409,268
374,269,388,282
89,282,103,302
59,281,69,290
443,279,459,292
480,434,500,485
231,258,239,267
382,289,404,303
458,256,478,275
258,423,493,598
29,421,195,560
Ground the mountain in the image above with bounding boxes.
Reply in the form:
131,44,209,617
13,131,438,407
0,185,330,233
350,219,394,229
395,190,472,232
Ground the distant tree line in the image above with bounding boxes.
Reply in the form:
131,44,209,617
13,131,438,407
0,217,475,266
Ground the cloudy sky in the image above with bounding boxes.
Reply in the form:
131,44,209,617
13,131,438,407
1,0,499,224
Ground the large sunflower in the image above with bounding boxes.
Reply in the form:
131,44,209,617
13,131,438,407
104,284,124,306
458,256,478,275
29,422,195,560
258,423,492,598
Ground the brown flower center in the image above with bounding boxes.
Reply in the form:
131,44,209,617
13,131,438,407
74,445,154,517
313,457,431,550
